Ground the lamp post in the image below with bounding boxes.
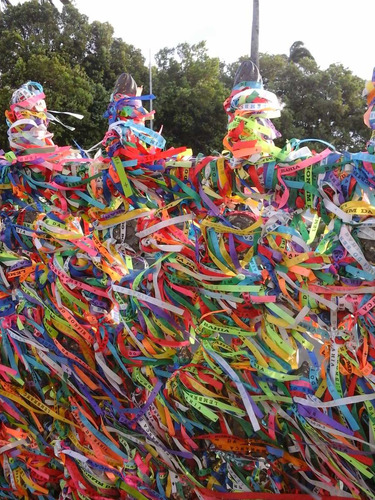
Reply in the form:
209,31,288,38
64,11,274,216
149,49,153,131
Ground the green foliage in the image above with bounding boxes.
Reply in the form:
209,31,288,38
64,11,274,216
0,1,369,156
0,0,147,149
288,41,315,64
153,42,229,155
264,54,366,151
223,52,367,152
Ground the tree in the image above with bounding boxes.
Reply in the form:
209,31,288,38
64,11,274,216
223,53,367,152
153,42,229,154
0,1,368,156
251,0,259,68
83,21,148,90
0,0,147,149
267,55,366,151
289,41,315,64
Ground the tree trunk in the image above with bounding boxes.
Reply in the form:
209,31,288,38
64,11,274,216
251,0,259,68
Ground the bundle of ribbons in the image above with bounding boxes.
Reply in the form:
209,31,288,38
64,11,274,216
0,66,375,499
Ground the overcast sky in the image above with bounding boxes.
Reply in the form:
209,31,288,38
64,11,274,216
73,0,374,81
14,0,375,81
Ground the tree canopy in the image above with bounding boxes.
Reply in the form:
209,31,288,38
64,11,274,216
258,53,366,151
288,41,315,64
0,0,147,148
153,42,229,154
222,51,367,152
0,0,369,155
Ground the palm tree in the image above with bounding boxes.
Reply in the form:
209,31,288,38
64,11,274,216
289,41,315,64
250,0,259,68
42,0,71,4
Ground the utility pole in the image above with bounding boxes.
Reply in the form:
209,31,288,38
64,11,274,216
251,0,259,68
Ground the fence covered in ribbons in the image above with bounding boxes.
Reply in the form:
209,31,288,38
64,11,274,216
0,70,374,499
